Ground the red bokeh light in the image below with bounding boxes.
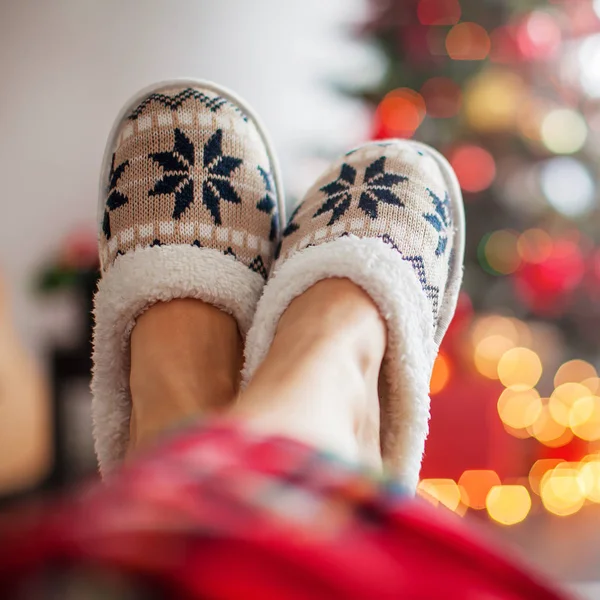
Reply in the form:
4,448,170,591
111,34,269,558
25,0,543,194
420,77,462,118
446,22,491,60
417,0,461,26
373,88,426,138
517,12,561,60
449,145,496,193
514,239,585,316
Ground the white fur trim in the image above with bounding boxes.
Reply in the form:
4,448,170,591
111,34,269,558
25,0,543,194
242,236,437,492
92,244,264,475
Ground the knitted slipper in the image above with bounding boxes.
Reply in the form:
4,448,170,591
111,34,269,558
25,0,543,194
242,140,464,492
92,79,284,474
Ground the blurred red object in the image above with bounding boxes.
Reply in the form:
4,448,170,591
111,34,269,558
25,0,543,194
513,239,585,316
0,422,568,600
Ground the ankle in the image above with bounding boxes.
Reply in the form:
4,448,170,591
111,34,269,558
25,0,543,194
275,278,387,374
128,298,242,452
237,277,386,470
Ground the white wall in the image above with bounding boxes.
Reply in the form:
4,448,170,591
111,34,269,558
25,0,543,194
0,0,373,351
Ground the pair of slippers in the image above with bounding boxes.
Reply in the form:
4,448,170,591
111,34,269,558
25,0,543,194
92,79,465,492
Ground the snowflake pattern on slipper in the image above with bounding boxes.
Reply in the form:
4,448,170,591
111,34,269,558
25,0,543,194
99,86,279,278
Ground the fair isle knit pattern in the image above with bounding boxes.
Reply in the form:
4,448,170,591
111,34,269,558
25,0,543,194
99,86,278,280
275,142,453,324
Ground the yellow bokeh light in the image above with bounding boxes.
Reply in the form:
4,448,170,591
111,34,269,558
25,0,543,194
540,468,585,516
529,459,565,495
471,315,517,346
541,427,574,448
486,485,531,525
485,230,521,274
470,315,531,347
417,479,462,512
554,359,598,388
527,405,570,446
517,229,553,264
474,335,514,379
579,460,600,503
582,377,600,395
549,382,591,426
497,388,543,429
497,347,542,391
541,108,588,155
464,70,524,132
459,470,501,510
570,396,600,441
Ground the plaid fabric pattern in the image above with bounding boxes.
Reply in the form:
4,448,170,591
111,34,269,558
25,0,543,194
1,423,566,600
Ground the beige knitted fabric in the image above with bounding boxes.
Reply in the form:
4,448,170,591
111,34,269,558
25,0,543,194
99,85,279,280
275,142,453,325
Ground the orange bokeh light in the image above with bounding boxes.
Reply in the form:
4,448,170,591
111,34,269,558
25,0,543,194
431,352,451,395
376,88,426,138
449,145,496,193
459,470,501,510
446,22,491,61
420,77,462,119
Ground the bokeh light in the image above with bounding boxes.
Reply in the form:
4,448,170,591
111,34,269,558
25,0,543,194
497,347,542,391
570,395,600,441
583,377,600,395
449,145,496,193
459,470,501,510
554,359,598,388
483,230,520,274
497,388,543,429
471,316,535,380
417,0,461,25
540,157,595,218
486,485,531,525
446,22,491,60
474,335,515,379
430,351,451,395
517,229,553,264
517,11,561,60
464,70,523,131
541,109,587,154
579,459,600,502
579,33,600,98
540,468,585,517
376,88,426,138
549,382,591,426
529,459,565,496
541,157,595,217
417,479,462,512
471,315,523,347
420,77,462,118
527,405,571,446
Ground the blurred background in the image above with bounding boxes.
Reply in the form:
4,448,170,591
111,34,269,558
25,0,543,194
1,0,600,597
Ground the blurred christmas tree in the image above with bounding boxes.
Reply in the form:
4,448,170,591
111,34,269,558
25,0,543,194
353,0,600,522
